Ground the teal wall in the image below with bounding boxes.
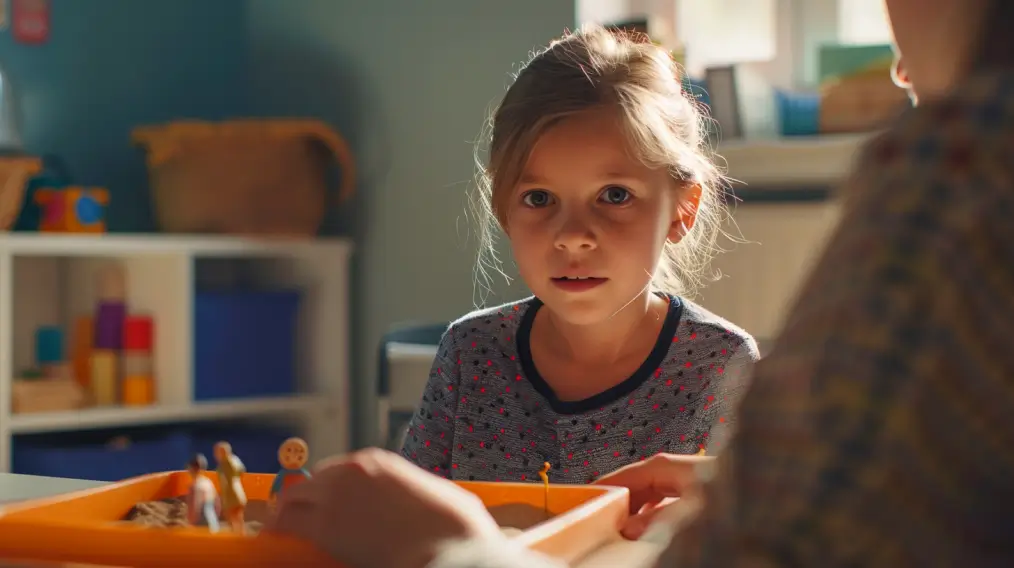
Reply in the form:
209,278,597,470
246,0,573,446
1,0,248,231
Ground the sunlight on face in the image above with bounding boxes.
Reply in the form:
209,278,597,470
506,109,680,325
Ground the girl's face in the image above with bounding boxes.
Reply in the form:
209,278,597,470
885,0,988,103
505,109,693,326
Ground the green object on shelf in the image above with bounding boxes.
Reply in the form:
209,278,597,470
19,368,44,380
818,43,895,85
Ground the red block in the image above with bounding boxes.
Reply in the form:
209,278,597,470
123,316,154,352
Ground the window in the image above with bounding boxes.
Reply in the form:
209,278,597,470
837,0,892,45
577,0,893,79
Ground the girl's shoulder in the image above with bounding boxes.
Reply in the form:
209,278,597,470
443,297,535,351
673,297,760,362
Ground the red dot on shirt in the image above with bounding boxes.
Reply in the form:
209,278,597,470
627,430,633,437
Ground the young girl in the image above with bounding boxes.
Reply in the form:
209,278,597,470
399,26,758,485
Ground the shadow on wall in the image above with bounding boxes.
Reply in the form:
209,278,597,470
246,38,389,439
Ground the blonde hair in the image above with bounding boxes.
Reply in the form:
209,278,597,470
470,25,728,304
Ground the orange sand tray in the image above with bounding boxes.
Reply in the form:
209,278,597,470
0,471,629,568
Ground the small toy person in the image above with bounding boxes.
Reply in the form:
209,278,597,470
184,453,221,532
214,441,247,534
269,437,312,508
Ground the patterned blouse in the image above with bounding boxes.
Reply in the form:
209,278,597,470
431,70,1014,568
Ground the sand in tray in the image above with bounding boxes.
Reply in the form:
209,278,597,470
121,498,270,534
122,499,554,537
487,503,556,536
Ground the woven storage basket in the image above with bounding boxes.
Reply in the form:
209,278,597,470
132,119,355,236
0,155,42,230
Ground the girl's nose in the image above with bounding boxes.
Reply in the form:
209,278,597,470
553,214,597,251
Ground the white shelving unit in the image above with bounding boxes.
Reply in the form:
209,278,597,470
718,133,871,187
0,233,353,472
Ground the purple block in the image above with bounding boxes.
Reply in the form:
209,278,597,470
95,301,127,350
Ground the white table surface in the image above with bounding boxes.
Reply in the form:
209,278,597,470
0,474,664,568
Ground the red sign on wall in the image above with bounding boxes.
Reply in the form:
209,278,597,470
12,0,50,45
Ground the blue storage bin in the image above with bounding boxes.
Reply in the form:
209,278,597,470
191,426,296,474
775,89,821,137
193,290,301,400
12,429,191,482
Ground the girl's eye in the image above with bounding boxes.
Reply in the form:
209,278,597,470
600,186,631,205
522,190,553,207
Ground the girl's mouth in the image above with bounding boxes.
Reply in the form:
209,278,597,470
550,276,607,292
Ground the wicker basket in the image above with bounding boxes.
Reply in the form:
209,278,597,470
132,119,356,236
0,155,42,230
819,69,910,134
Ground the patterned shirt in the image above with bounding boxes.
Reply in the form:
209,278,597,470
401,294,758,484
428,70,1014,568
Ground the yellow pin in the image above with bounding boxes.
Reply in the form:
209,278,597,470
538,462,551,515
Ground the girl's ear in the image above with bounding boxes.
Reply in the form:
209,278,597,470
668,183,702,244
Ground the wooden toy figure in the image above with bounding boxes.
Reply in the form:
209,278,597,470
213,441,247,533
184,453,221,532
269,437,312,507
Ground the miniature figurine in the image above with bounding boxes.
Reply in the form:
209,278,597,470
538,462,551,515
214,441,247,534
269,437,312,508
184,453,221,532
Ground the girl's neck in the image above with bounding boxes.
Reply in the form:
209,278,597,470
539,291,668,365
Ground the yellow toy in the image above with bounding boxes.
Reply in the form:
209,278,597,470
34,186,109,233
539,462,551,515
213,441,247,534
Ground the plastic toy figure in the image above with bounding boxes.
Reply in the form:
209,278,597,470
213,441,247,533
269,437,312,508
184,453,221,532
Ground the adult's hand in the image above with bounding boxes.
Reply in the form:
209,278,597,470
263,448,506,568
595,453,712,539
